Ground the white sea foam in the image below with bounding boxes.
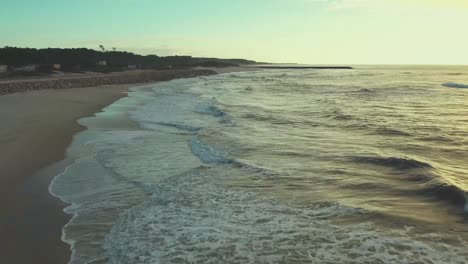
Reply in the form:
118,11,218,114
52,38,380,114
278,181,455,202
50,71,468,264
129,80,224,132
103,164,468,264
103,76,468,263
189,136,232,164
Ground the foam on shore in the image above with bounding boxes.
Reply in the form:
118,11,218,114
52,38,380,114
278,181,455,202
50,74,468,263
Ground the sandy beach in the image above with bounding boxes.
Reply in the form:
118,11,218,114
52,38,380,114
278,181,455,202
0,84,132,263
0,70,210,264
2,1,466,262
0,67,255,263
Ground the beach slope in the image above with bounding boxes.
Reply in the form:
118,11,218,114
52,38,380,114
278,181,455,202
0,69,217,264
0,85,132,263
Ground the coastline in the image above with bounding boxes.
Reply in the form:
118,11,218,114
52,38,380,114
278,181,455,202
0,84,133,264
0,67,255,264
0,69,216,95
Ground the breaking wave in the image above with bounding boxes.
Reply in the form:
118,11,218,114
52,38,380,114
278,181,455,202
353,156,433,170
353,155,467,212
50,68,468,263
418,183,468,211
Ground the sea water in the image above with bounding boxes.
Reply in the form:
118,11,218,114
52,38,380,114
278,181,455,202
50,66,468,263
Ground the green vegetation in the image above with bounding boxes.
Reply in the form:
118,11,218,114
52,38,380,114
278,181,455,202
0,46,256,73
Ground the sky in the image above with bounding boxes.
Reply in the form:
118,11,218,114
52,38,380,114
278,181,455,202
1,0,468,65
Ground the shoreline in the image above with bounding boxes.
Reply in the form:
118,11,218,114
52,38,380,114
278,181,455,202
0,67,255,263
0,84,133,264
0,69,217,95
0,68,229,264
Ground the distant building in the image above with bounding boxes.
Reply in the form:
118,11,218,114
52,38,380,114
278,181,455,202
52,64,61,70
127,64,137,70
96,60,107,66
0,65,7,73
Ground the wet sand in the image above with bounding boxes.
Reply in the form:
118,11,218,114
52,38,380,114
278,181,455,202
0,85,133,263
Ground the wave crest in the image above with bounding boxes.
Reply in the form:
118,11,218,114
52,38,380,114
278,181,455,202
354,156,433,170
442,82,468,88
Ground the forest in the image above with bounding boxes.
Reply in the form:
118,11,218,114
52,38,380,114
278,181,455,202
0,46,256,72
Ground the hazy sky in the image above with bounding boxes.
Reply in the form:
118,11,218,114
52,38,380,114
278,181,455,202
1,0,467,64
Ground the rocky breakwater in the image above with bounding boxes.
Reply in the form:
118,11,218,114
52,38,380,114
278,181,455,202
0,69,217,95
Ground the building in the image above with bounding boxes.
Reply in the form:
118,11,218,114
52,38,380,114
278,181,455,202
96,60,107,66
52,64,61,70
0,65,7,73
127,64,137,70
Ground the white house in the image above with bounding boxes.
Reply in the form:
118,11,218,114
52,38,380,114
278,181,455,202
128,65,137,70
52,64,61,70
0,65,7,73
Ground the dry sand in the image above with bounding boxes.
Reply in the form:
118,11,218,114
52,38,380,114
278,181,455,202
0,84,131,264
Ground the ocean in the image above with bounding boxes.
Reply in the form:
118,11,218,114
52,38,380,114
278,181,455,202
50,66,468,264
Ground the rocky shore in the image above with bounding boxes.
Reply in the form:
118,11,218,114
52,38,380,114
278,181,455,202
0,69,216,95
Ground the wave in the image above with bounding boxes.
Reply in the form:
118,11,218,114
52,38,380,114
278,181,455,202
102,164,467,263
325,109,355,121
189,136,232,164
373,128,412,136
332,114,354,120
189,135,280,178
241,113,293,124
195,101,226,118
196,102,232,124
418,135,455,143
347,88,376,94
400,172,467,211
50,69,468,263
442,82,468,88
357,88,374,93
447,73,465,76
354,155,468,212
398,172,468,213
418,182,468,211
102,167,363,264
354,156,433,170
146,121,201,132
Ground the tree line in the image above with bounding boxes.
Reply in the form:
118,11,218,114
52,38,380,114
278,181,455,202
0,46,256,71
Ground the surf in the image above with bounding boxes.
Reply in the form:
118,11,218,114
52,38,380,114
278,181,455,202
49,68,468,263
